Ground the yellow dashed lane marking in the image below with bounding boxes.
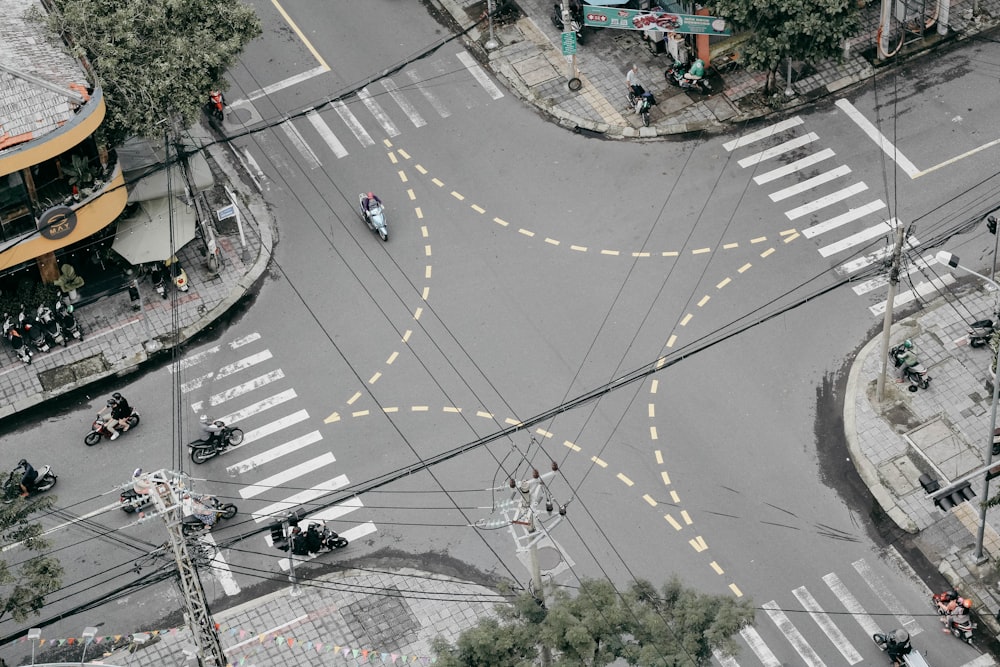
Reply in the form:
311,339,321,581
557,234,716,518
681,510,692,524
407,188,415,200
739,263,752,273
443,406,461,413
397,149,410,159
421,226,429,238
352,409,369,417
666,334,677,347
751,236,766,244
633,251,650,258
660,471,671,485
411,406,428,412
424,245,432,256
421,287,429,300
347,392,362,405
647,404,655,418
729,584,743,597
368,372,381,384
451,191,464,200
710,561,724,575
650,426,658,440
642,494,657,507
760,247,775,258
692,247,710,254
670,490,680,503
601,249,620,256
723,242,738,249
388,153,398,164
476,410,493,419
324,412,340,423
617,473,634,486
697,295,710,307
383,139,392,148
717,277,731,289
654,449,663,464
571,245,587,252
536,429,553,438
384,407,398,413
431,178,443,187
689,536,708,552
401,330,412,343
591,457,608,468
564,440,581,452
662,251,679,257
415,164,427,174
425,266,432,279
679,314,693,326
545,238,559,246
471,204,485,214
415,207,423,219
386,352,398,364
650,380,659,393
398,170,408,183
783,233,799,243
413,307,423,319
665,514,682,530
518,229,534,237
494,217,509,227
504,417,520,426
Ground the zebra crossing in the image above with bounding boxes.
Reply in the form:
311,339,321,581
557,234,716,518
712,557,995,666
722,115,954,316
173,331,377,587
239,50,503,167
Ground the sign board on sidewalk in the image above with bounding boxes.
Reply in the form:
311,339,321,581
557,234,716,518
561,31,578,55
216,204,236,221
582,5,731,36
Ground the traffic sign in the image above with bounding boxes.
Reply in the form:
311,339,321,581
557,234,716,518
561,31,577,55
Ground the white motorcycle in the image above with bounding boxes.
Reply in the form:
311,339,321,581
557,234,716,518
358,194,389,242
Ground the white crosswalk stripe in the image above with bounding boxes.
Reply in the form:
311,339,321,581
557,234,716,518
383,77,427,128
456,51,504,100
761,601,827,667
333,99,375,147
792,586,862,664
406,68,451,118
240,453,336,499
251,475,351,522
358,86,400,137
818,217,896,258
769,165,851,202
785,182,869,221
280,119,323,169
737,133,820,169
722,116,803,151
305,109,348,159
754,148,835,185
227,431,323,475
739,626,780,666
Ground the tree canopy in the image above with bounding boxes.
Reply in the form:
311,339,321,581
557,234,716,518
0,493,63,623
707,0,859,92
40,0,261,145
433,577,754,667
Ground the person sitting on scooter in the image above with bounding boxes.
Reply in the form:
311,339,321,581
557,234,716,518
684,58,705,80
200,414,225,448
182,492,217,527
98,399,121,440
18,459,37,498
361,192,382,218
304,523,323,554
111,392,133,432
883,628,911,666
289,526,310,556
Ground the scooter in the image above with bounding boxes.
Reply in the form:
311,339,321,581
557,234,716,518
872,628,930,666
967,318,996,348
164,257,189,293
181,495,238,536
54,299,83,341
358,194,389,242
85,409,141,446
627,87,656,127
890,342,931,392
3,314,31,364
276,519,349,554
188,422,245,463
551,2,584,45
206,91,225,122
120,487,153,513
149,262,168,299
37,304,65,347
19,305,49,353
665,60,712,94
3,464,57,503
931,591,976,644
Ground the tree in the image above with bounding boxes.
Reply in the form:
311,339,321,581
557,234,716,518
39,0,261,145
433,577,754,667
706,0,859,95
0,494,63,623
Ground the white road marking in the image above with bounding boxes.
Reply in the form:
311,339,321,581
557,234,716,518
305,110,348,159
252,475,351,522
801,200,886,239
182,372,214,393
737,133,819,169
836,99,919,178
792,586,862,664
739,626,780,667
215,350,273,382
382,78,426,128
406,68,451,118
229,333,261,349
712,648,739,666
264,499,365,546
245,65,328,101
358,87,400,137
216,388,297,425
168,345,220,373
201,534,241,595
836,236,920,275
853,558,920,635
333,100,375,147
227,431,324,475
754,148,836,185
241,409,310,446
852,255,937,295
276,522,378,571
209,369,285,407
961,656,998,667
869,275,955,316
280,120,322,169
762,600,827,667
240,453,337,499
723,116,803,151
822,572,882,637
457,51,504,100
769,165,851,202
786,182,868,221
818,217,896,258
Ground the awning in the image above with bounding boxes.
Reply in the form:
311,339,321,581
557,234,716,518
111,197,197,265
584,0,629,5
119,135,215,203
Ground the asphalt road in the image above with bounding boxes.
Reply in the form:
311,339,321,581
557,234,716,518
5,3,1000,666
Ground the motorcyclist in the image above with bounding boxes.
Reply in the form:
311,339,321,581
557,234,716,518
200,414,225,448
304,523,323,554
361,192,382,221
883,628,911,666
684,58,706,81
945,597,973,630
893,340,921,374
111,392,133,432
182,492,217,528
97,398,121,440
289,526,310,556
18,459,37,497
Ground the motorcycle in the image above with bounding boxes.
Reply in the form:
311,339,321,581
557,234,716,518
181,495,238,536
3,314,31,364
358,194,389,242
188,422,245,463
19,305,49,354
206,91,225,122
277,519,349,554
932,591,976,644
54,299,83,341
872,629,930,666
120,487,153,513
665,60,712,94
3,464,56,503
36,303,65,347
890,342,930,392
626,87,656,127
149,262,168,299
551,2,584,45
85,408,141,446
165,257,190,293
967,318,996,348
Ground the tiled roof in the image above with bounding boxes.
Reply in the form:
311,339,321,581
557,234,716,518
0,0,91,151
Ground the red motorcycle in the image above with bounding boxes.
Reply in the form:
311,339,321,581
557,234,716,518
84,409,140,446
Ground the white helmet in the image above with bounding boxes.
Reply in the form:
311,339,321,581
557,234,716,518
200,415,208,424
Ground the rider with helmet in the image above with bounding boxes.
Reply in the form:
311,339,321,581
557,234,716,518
110,392,133,432
97,398,121,440
200,414,225,448
361,192,382,221
883,628,911,666
18,459,37,497
684,58,706,80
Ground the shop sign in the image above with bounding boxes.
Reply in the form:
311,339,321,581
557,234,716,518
37,206,77,240
582,6,731,35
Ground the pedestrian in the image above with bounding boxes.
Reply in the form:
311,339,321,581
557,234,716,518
626,64,645,114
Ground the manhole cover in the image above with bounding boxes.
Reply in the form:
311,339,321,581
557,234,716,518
340,585,419,648
537,546,562,571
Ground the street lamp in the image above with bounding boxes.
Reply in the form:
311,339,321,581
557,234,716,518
27,628,41,666
936,250,1000,562
80,626,97,666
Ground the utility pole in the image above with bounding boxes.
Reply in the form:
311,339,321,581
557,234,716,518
134,470,227,667
876,224,907,402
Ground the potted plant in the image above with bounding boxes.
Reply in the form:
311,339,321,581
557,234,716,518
53,264,85,301
64,155,94,201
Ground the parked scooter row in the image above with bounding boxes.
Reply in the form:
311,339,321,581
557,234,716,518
665,59,712,94
2,299,84,364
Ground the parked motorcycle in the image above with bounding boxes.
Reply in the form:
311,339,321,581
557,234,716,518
3,464,56,503
932,590,976,644
85,408,141,446
551,2,584,45
188,422,245,463
149,262,168,299
967,318,997,348
890,341,930,392
54,299,83,341
36,303,65,347
665,59,712,94
626,87,656,127
358,194,389,242
181,495,238,536
19,305,49,353
3,314,31,364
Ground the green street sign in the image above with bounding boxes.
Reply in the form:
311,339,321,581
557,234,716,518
561,31,577,55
